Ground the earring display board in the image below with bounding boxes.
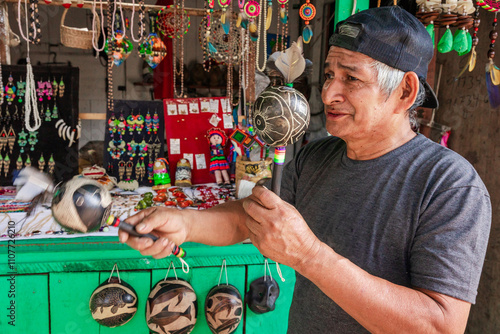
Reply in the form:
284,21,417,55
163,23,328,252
0,65,79,186
104,100,165,186
164,97,233,185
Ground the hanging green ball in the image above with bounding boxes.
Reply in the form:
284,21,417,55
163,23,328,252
437,28,453,53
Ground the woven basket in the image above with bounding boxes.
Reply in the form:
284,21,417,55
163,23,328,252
60,8,100,50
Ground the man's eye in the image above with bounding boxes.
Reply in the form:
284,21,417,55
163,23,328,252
324,73,333,81
348,76,359,81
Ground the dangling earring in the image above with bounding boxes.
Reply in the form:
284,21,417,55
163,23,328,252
44,104,52,121
126,161,134,180
45,81,53,100
59,77,65,98
52,104,59,119
28,131,38,151
24,154,31,168
5,74,16,105
135,161,142,182
52,77,58,97
38,154,45,172
152,110,159,134
145,109,152,134
0,126,7,151
3,153,9,177
7,125,15,154
16,155,23,170
140,160,146,181
12,105,19,121
108,113,117,138
118,160,126,181
17,78,26,103
118,113,126,137
126,110,136,135
48,154,55,175
17,129,27,153
37,79,45,102
135,113,145,135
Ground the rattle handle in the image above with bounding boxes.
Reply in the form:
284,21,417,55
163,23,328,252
271,146,287,196
118,221,186,258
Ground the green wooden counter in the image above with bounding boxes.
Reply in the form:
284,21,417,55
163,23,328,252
0,237,295,333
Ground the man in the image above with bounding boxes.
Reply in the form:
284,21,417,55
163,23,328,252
121,7,491,333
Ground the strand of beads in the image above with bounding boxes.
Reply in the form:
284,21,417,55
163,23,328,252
488,12,498,60
107,0,115,114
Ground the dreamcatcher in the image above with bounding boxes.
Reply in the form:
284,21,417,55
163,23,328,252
157,5,191,38
198,15,241,63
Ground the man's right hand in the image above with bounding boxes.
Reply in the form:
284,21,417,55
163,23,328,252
119,207,190,259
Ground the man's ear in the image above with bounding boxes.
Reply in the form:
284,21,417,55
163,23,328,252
398,72,419,112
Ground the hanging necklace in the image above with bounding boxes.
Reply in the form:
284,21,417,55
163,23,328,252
107,0,114,114
18,0,41,132
130,0,145,43
0,53,3,106
92,0,106,52
256,0,268,72
203,0,214,72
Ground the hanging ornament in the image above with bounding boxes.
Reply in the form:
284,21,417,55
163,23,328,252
157,5,191,38
486,11,500,107
16,155,22,170
469,5,480,71
48,153,55,175
17,78,25,103
299,0,315,44
17,129,27,153
89,264,138,327
245,0,261,41
105,11,133,66
24,154,31,168
0,126,7,151
7,126,15,154
246,261,280,314
198,16,242,63
219,0,231,31
3,153,9,177
139,12,167,69
5,74,16,105
147,277,197,334
38,153,45,172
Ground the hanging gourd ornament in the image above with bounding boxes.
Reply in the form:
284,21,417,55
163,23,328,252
205,284,243,334
245,0,261,41
147,278,198,334
89,275,138,327
299,0,315,43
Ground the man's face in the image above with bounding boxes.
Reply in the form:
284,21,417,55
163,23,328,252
322,47,398,142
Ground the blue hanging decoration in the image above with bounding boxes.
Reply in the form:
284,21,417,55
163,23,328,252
299,0,315,44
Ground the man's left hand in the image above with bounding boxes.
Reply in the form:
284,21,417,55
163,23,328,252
242,186,321,269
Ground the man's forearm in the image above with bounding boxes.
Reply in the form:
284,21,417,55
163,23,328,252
185,199,250,246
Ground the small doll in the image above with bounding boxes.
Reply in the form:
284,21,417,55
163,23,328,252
207,127,230,186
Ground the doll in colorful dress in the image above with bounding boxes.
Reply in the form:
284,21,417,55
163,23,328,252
207,127,230,187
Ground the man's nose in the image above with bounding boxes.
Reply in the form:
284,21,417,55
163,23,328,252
321,78,345,105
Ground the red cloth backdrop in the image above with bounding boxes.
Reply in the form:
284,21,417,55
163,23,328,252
164,97,233,184
154,0,173,99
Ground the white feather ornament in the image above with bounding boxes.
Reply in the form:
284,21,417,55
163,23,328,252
274,37,306,84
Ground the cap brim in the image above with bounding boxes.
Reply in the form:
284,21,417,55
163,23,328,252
421,80,438,109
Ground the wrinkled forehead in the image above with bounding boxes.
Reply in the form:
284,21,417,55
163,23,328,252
326,46,376,66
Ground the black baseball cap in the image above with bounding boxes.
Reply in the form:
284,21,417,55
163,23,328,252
329,6,438,108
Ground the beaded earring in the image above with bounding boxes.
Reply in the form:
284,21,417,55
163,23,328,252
138,139,148,159
0,126,7,151
52,104,59,119
17,129,27,153
108,113,117,138
12,105,19,121
135,161,142,182
152,110,160,134
0,154,3,175
118,160,126,180
16,155,23,170
125,161,133,180
37,79,45,102
44,104,52,121
145,110,153,134
5,74,16,105
28,131,38,151
24,154,31,168
38,154,45,172
45,81,53,100
3,153,9,177
127,138,138,160
140,160,146,181
135,113,145,134
52,77,58,97
7,126,15,154
126,111,137,135
48,154,55,175
59,77,65,98
17,78,26,103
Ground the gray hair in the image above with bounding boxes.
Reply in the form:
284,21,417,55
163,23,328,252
371,61,426,129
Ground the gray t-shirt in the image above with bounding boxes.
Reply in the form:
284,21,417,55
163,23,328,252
281,134,491,333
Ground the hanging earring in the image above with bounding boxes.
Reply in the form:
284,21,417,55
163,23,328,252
138,139,148,160
135,113,145,135
140,160,146,181
126,110,136,135
7,126,15,154
59,77,65,98
52,77,58,97
108,113,117,138
16,155,23,170
5,74,16,105
118,160,126,181
45,81,53,100
0,153,3,176
52,104,59,119
24,154,31,168
44,104,52,121
17,78,26,103
0,126,7,152
127,138,138,161
153,135,161,160
28,131,38,151
4,108,11,125
48,154,55,175
145,109,152,134
17,129,27,153
38,153,45,172
37,79,45,102
3,153,9,177
135,161,142,182
118,113,126,137
152,110,159,134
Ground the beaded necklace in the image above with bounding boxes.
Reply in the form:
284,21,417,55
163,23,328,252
107,0,115,114
255,0,267,72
